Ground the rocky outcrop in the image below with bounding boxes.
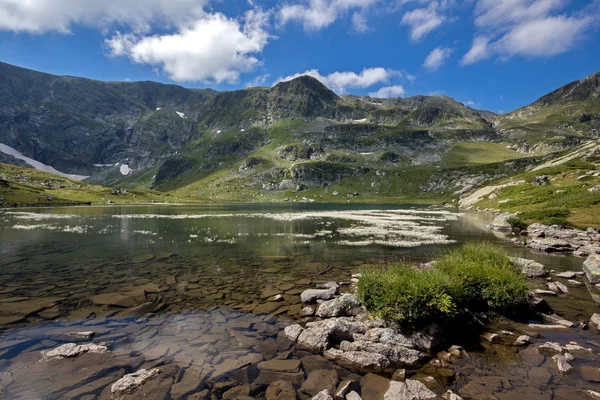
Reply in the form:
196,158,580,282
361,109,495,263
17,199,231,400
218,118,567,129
521,224,600,255
509,257,548,277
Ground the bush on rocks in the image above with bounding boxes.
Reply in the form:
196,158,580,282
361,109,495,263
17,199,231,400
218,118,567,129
358,243,528,328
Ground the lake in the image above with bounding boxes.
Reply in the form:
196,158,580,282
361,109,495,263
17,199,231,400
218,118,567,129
0,204,599,399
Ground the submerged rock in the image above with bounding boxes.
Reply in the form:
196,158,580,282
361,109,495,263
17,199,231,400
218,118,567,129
552,354,574,375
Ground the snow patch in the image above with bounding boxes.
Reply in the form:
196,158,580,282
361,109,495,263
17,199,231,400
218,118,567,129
360,152,374,155
156,107,161,111
0,143,89,181
240,129,245,132
216,130,222,134
120,164,132,176
176,111,185,118
353,118,367,123
93,164,113,167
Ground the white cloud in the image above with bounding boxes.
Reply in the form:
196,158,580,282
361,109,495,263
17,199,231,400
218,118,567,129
461,35,490,65
245,73,271,87
423,46,453,70
106,9,272,83
400,1,446,41
368,85,406,98
276,67,400,93
462,0,596,64
278,0,380,31
0,0,207,33
352,11,369,32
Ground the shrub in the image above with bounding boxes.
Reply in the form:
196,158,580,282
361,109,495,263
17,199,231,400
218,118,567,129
357,266,456,327
358,242,528,328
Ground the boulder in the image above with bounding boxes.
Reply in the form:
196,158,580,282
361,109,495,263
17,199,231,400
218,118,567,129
325,349,390,372
312,390,334,400
584,254,600,284
510,257,548,277
488,213,514,232
339,340,425,368
300,369,338,397
301,288,337,303
316,294,363,318
591,313,600,329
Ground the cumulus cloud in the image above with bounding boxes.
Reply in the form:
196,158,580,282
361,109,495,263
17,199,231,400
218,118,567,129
400,1,446,41
106,9,272,83
368,85,406,98
276,67,400,93
423,46,453,70
462,0,596,64
278,0,380,31
0,0,207,33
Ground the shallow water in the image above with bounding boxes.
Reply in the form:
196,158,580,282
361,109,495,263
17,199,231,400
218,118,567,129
0,204,599,399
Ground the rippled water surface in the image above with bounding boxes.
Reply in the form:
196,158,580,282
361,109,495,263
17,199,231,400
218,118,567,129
0,204,598,399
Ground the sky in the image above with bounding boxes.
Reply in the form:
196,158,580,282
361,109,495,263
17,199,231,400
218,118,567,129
0,0,599,113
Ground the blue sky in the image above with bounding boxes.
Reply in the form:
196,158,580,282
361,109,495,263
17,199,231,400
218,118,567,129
0,0,599,113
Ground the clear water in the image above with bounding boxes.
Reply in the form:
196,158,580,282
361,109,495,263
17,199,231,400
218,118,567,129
0,204,598,399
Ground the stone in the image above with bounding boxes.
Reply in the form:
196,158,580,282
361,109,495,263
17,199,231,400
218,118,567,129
254,302,283,314
266,381,297,400
316,294,363,318
335,380,357,399
385,380,437,400
391,369,406,382
538,342,564,354
41,343,108,360
442,391,464,400
482,332,501,344
555,281,569,293
527,323,567,330
556,271,578,279
258,359,302,373
544,313,575,328
255,370,305,387
533,289,557,296
312,390,333,400
111,368,162,396
316,282,339,290
345,391,362,400
301,288,337,303
584,254,600,284
170,367,208,399
284,324,304,341
488,213,514,232
339,340,424,368
510,257,548,277
300,369,338,397
222,385,251,400
513,335,532,346
552,354,574,375
532,176,551,186
303,307,315,316
590,313,600,330
588,390,600,400
581,366,600,382
211,353,263,381
67,331,96,339
326,348,390,372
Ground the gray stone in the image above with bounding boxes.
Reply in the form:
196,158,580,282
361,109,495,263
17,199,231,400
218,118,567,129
111,368,162,396
42,343,108,360
556,271,577,279
510,257,548,278
316,294,363,318
584,254,600,284
339,340,424,368
587,390,600,400
345,391,362,400
552,354,574,375
384,379,437,400
324,349,390,372
488,213,515,232
591,313,600,329
513,335,532,346
303,306,315,316
312,390,334,400
316,282,339,290
67,331,95,339
301,288,337,303
284,324,304,341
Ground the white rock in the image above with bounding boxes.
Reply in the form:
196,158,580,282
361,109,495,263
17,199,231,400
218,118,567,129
41,343,108,360
513,335,531,346
111,368,162,395
345,391,362,400
312,389,334,400
552,354,574,375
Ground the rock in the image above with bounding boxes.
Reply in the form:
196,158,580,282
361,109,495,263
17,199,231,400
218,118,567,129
591,313,600,329
581,366,600,382
303,307,315,316
42,343,108,360
222,385,251,400
312,390,333,400
528,323,567,330
111,368,162,396
300,369,338,397
316,282,339,290
568,279,583,286
513,335,532,346
532,176,551,186
488,213,514,232
533,289,557,296
482,332,501,344
584,254,600,284
67,331,96,339
543,313,575,328
588,390,600,400
272,295,284,302
345,391,362,400
556,271,578,278
391,369,407,382
385,379,438,400
335,380,357,399
284,324,304,341
316,294,363,318
266,381,297,400
528,295,553,314
538,342,564,354
339,340,425,368
301,288,337,303
552,354,574,375
555,281,569,293
442,391,464,400
325,349,390,372
510,257,548,277
258,359,302,373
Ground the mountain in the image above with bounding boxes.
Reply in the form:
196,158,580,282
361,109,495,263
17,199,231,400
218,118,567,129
0,61,598,204
494,72,600,153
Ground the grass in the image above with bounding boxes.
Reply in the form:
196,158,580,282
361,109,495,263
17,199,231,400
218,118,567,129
358,243,528,328
440,142,526,168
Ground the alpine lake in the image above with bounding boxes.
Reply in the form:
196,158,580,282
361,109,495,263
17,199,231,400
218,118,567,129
1,204,599,399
